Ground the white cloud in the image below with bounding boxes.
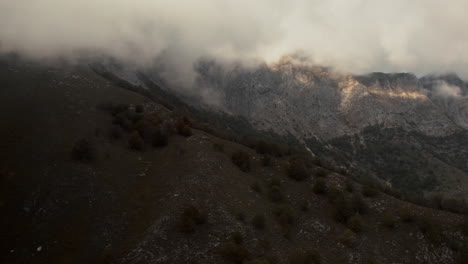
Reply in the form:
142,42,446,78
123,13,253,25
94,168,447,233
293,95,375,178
1,0,468,79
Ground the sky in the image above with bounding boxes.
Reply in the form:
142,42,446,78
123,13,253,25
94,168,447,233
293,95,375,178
1,0,468,79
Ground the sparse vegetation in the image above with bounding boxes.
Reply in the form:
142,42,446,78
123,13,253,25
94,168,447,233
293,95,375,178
178,205,206,233
268,185,283,203
347,215,364,233
399,207,415,223
418,217,443,244
261,155,273,167
382,212,397,229
366,258,384,264
289,249,321,264
362,185,378,197
340,229,357,248
273,205,295,236
230,231,244,245
314,168,328,178
128,131,144,150
213,142,225,152
345,180,354,193
71,138,96,162
287,158,309,181
232,150,251,172
251,182,262,194
462,216,468,236
109,125,123,139
175,117,193,137
458,246,468,264
220,241,250,264
313,178,327,194
300,199,309,212
252,214,266,230
151,129,169,148
235,211,246,223
135,104,144,113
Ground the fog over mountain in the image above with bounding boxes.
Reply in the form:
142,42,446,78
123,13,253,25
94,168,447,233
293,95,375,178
1,0,468,82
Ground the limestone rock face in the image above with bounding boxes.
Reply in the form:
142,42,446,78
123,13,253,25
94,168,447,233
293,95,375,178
193,58,467,141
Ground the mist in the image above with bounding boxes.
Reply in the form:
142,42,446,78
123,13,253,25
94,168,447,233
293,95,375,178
1,0,468,81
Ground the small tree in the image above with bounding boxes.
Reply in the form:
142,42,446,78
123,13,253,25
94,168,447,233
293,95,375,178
347,215,364,233
179,205,206,233
287,159,309,181
152,129,169,148
72,138,96,162
252,214,266,230
135,104,144,113
313,178,327,195
268,185,283,203
128,131,144,150
382,212,397,229
232,151,251,172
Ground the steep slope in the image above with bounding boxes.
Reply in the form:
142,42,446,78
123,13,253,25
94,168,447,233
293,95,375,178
0,57,467,264
176,57,468,197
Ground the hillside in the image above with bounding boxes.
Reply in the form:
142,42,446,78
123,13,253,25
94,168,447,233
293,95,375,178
121,57,468,199
0,57,467,264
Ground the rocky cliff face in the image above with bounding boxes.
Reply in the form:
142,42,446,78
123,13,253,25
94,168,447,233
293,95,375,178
106,57,468,196
194,58,468,141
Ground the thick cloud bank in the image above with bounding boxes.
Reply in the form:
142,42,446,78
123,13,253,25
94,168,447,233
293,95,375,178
1,0,468,78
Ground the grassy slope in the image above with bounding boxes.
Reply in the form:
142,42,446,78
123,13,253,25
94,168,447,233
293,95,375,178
0,58,466,264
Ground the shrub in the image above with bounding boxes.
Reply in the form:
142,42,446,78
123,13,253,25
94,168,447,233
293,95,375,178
230,231,244,245
262,155,273,167
232,151,251,172
332,195,353,224
255,140,283,157
382,212,397,229
418,217,443,244
345,180,354,193
313,179,327,195
179,205,206,233
459,246,468,264
300,200,309,212
327,186,342,203
152,129,169,148
71,138,96,162
287,159,309,181
399,207,415,223
347,215,364,233
462,217,468,236
213,143,224,152
441,197,468,214
128,131,144,150
366,258,383,264
289,249,321,264
178,125,192,137
273,205,295,236
268,186,283,203
351,194,368,215
220,241,250,264
135,104,144,113
235,211,246,222
340,229,357,248
252,214,266,230
251,182,262,194
109,125,123,139
269,177,281,188
113,114,133,132
315,168,328,178
362,185,378,197
175,118,193,137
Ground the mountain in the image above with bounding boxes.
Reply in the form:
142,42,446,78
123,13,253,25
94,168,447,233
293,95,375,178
1,56,467,264
140,57,467,199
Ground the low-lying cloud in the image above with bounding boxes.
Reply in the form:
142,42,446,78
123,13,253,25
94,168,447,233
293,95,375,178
433,81,463,98
1,0,468,80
